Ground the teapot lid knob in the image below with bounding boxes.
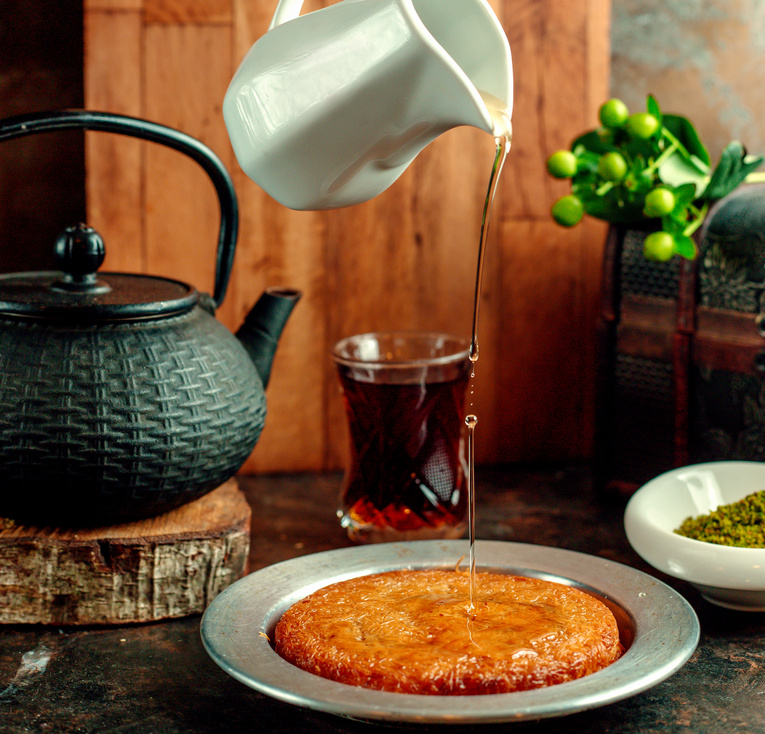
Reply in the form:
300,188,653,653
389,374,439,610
53,223,109,292
0,221,198,321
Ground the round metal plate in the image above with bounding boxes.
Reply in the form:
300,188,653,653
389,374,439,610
200,540,699,725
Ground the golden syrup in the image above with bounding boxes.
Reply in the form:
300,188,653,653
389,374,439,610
467,93,512,613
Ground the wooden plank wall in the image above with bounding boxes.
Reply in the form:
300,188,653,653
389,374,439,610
0,0,85,275
84,0,610,474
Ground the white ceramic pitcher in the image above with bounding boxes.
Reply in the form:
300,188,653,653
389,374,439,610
223,0,513,210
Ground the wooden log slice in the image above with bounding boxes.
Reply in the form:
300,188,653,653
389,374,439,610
0,479,250,625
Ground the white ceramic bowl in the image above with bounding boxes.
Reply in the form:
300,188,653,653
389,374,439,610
624,461,765,611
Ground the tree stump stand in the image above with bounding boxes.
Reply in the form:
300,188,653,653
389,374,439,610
0,479,250,625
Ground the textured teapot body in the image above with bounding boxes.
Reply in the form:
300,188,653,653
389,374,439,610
223,0,513,210
0,111,300,527
0,307,266,525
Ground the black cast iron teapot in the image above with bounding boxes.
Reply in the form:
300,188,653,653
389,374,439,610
0,110,300,526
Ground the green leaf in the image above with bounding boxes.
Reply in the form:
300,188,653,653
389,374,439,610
672,183,698,210
658,151,708,193
646,95,662,121
579,188,644,224
661,215,685,237
662,114,711,166
673,233,697,259
621,137,658,164
572,130,613,156
705,142,764,201
571,148,601,176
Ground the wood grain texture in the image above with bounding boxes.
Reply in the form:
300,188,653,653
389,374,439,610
83,9,144,273
84,0,611,472
84,0,143,10
0,480,250,625
144,0,232,24
0,1,86,275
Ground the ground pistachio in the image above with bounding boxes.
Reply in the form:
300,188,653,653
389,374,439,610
674,490,765,548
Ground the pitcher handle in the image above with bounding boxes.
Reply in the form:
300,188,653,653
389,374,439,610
269,0,307,29
0,109,238,309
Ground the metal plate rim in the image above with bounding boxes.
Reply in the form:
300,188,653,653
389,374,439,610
200,540,699,725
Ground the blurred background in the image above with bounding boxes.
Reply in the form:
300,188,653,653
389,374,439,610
0,0,763,475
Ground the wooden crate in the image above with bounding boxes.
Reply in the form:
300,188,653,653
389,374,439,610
595,185,765,493
594,227,695,493
689,185,765,464
83,0,611,472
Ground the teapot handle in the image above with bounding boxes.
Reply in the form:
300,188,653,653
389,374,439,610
0,109,238,309
269,0,307,29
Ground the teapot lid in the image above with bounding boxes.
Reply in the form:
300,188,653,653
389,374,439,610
0,224,198,321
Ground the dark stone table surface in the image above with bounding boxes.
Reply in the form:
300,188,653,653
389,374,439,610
1,465,763,734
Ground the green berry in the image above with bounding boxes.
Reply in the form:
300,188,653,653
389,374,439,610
547,150,578,179
598,152,628,182
625,112,660,140
599,99,629,129
644,187,676,218
551,195,584,227
643,231,675,261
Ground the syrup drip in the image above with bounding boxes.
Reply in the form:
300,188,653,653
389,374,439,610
466,412,478,613
466,102,511,616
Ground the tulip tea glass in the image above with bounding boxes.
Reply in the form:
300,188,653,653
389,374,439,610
332,332,471,543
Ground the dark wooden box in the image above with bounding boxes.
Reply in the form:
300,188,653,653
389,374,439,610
690,185,765,463
594,227,693,494
690,306,765,462
595,184,765,494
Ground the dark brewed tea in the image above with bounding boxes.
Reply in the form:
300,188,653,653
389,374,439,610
336,359,471,542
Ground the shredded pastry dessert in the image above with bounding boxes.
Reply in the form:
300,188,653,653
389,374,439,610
274,568,623,695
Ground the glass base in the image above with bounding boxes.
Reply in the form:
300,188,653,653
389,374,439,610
343,521,466,544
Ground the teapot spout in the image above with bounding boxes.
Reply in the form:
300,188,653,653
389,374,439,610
236,287,301,388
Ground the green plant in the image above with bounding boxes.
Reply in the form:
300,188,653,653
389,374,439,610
546,95,765,262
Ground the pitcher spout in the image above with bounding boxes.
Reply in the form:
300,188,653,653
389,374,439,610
409,0,513,134
236,287,301,388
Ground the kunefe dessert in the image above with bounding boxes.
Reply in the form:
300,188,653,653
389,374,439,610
274,568,623,695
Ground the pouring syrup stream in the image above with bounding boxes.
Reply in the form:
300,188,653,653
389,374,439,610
466,96,512,614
